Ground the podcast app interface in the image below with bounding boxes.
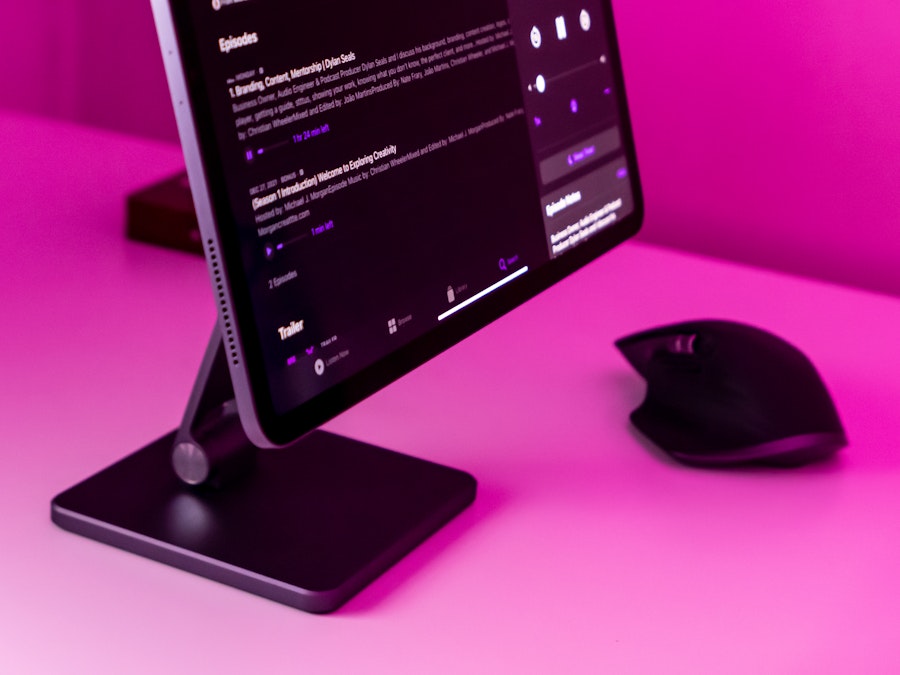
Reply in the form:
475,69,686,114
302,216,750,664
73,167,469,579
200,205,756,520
188,0,634,412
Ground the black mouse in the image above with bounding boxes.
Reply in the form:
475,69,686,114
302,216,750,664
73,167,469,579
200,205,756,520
615,319,847,467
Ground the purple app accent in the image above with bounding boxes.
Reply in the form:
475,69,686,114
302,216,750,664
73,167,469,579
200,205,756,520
570,98,579,114
276,243,284,251
534,116,542,127
245,150,253,161
287,356,297,366
567,144,598,167
306,346,315,355
265,246,273,257
604,87,612,95
617,167,629,179
257,148,264,155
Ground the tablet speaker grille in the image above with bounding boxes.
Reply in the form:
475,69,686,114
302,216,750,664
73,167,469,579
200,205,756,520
206,238,241,367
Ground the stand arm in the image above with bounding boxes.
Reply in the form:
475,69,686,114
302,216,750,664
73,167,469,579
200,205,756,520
171,326,255,486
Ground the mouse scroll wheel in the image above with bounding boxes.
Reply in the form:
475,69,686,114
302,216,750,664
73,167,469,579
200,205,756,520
666,333,702,355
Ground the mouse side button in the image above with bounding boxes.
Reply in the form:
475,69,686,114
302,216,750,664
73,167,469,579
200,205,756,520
630,398,846,467
667,435,846,467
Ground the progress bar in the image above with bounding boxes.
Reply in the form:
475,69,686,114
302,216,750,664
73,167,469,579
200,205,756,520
438,266,529,322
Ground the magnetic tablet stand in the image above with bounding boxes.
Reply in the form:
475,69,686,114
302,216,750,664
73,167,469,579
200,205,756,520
51,327,477,614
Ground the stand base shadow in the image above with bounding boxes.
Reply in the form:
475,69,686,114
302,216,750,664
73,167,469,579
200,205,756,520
52,430,477,613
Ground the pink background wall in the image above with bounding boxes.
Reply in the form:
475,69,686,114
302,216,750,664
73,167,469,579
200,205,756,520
4,1,177,141
615,1,900,297
4,1,899,296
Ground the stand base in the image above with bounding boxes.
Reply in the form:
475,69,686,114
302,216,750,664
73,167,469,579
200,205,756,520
52,431,476,613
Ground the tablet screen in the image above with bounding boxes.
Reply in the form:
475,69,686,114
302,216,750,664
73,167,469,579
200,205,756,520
157,0,642,445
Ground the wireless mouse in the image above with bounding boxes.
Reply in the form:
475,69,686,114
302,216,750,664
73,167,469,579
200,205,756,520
615,319,847,467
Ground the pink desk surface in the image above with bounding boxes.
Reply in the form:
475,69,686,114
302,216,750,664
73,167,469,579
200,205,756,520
3,111,900,673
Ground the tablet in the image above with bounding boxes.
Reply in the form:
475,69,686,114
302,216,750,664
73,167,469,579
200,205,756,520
151,0,643,447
